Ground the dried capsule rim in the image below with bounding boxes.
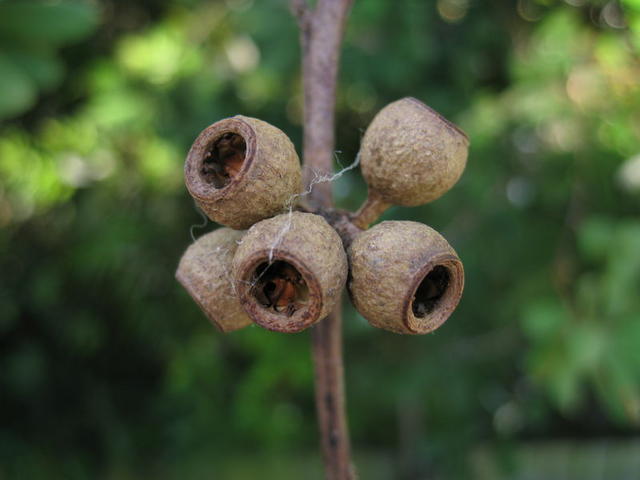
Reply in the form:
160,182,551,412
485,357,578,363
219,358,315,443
401,253,464,334
404,97,469,142
185,116,257,202
235,249,323,333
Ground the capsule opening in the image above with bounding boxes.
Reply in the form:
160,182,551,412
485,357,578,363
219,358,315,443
201,132,247,188
412,265,450,318
251,261,309,317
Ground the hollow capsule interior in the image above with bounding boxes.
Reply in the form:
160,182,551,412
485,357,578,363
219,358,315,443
412,265,450,318
200,132,247,188
250,260,310,318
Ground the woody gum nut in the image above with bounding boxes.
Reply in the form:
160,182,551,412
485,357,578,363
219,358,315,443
360,97,469,206
184,115,302,230
176,228,252,333
232,212,348,333
348,221,464,335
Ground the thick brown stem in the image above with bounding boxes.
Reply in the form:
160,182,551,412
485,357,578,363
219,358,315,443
351,192,391,229
301,0,352,209
311,307,354,479
293,0,355,478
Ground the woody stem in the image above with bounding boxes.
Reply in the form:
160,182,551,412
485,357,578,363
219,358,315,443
293,0,355,479
350,192,391,229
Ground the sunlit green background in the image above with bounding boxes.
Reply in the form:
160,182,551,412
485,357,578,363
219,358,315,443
1,0,639,478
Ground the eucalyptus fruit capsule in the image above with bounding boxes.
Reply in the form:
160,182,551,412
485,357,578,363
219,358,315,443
176,228,252,333
348,221,464,334
184,115,302,229
233,212,348,333
360,97,469,206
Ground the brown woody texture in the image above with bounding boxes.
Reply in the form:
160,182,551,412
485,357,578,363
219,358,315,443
175,228,252,332
360,97,469,206
293,0,356,477
348,221,464,334
232,211,348,333
184,115,302,229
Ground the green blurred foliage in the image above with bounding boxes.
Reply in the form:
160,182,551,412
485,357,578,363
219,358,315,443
0,0,99,120
0,0,639,478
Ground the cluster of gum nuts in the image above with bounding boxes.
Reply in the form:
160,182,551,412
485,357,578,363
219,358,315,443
177,98,469,335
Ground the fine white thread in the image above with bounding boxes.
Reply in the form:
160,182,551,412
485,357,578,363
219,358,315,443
266,151,361,263
214,245,239,298
188,151,361,298
189,202,209,243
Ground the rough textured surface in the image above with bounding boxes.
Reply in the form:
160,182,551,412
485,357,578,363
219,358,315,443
233,212,348,333
184,115,302,229
348,221,464,335
294,1,356,475
360,97,469,206
176,228,252,332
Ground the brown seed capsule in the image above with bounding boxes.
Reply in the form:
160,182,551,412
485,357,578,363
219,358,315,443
348,221,464,335
360,97,469,206
176,228,252,333
233,212,348,333
184,115,302,229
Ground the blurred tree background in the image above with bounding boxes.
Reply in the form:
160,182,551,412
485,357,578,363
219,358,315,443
1,0,639,478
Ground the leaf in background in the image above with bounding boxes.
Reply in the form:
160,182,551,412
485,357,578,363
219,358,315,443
6,51,64,91
577,216,612,263
566,323,607,375
596,354,640,424
521,299,566,342
602,222,640,317
613,318,640,373
529,341,583,413
622,0,640,12
0,1,99,120
0,54,37,121
0,0,99,47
